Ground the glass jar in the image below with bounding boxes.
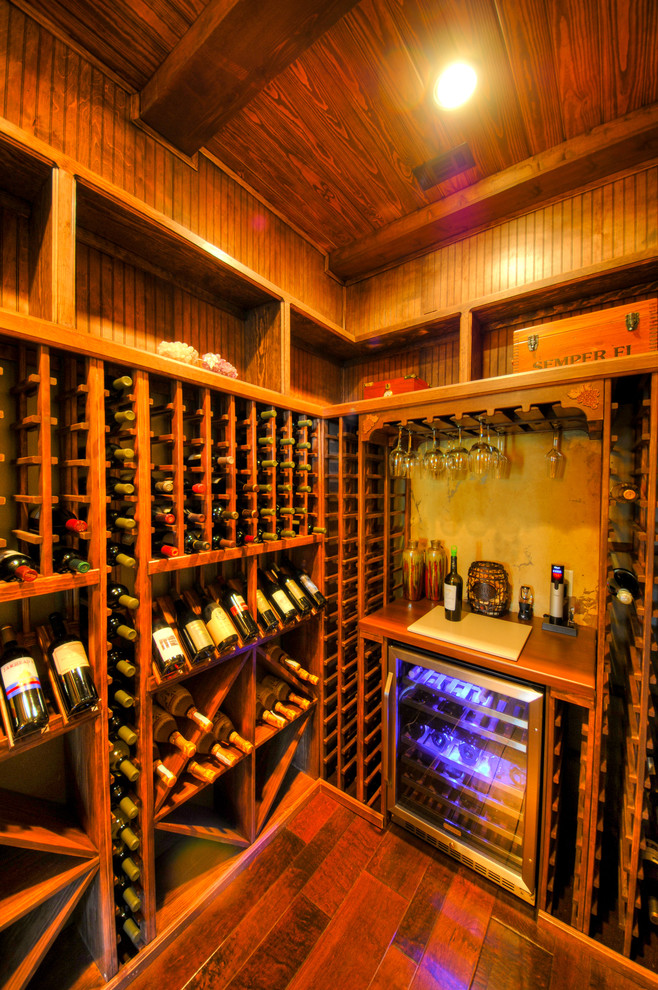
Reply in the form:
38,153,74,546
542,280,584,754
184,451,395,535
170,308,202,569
402,540,425,601
425,539,447,601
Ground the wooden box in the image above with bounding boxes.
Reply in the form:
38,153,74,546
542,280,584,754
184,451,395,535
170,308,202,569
512,299,657,374
363,374,429,399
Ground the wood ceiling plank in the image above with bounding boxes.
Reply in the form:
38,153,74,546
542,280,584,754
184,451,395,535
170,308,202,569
599,0,658,120
546,0,602,139
328,104,658,280
138,0,362,156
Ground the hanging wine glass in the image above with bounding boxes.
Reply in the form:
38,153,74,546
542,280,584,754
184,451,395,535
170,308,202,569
422,428,444,479
446,427,469,482
389,425,405,479
485,423,500,474
545,427,565,479
402,428,420,480
468,419,492,478
493,431,510,479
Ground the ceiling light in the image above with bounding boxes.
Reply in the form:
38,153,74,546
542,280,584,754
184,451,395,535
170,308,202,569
434,62,477,110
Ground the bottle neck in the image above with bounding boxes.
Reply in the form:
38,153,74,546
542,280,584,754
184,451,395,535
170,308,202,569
450,554,458,574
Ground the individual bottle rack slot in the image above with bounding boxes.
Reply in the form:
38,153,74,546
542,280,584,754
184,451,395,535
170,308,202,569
210,392,236,551
357,640,383,810
148,376,184,562
570,709,592,930
0,626,64,752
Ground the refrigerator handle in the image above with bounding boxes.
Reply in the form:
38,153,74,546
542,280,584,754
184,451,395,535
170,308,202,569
383,670,395,791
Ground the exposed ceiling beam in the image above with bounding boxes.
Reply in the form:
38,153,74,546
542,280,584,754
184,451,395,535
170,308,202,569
329,104,658,282
138,0,360,157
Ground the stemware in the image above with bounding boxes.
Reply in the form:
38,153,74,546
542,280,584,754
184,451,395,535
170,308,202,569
545,428,565,479
389,425,405,479
422,428,444,479
401,429,420,480
468,419,492,478
446,427,469,482
493,431,510,479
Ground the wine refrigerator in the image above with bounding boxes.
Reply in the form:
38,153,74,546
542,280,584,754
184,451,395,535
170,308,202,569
384,644,544,904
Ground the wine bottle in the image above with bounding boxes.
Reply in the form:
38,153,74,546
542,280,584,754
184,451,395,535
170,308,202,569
197,592,239,653
296,417,314,430
108,648,136,679
187,760,216,783
263,644,319,685
255,682,296,721
108,508,136,532
106,374,133,397
29,505,88,536
152,506,176,526
111,781,139,821
152,702,196,757
108,583,140,610
116,906,143,947
109,710,138,747
153,478,175,494
152,533,178,559
0,626,49,737
610,481,640,502
109,738,140,782
52,545,91,575
219,582,259,643
234,527,257,547
184,532,211,554
111,809,140,852
47,613,98,715
212,532,238,550
114,875,142,914
194,731,240,767
257,458,278,470
214,454,234,466
107,408,136,427
184,450,203,469
183,507,206,526
108,613,138,643
173,597,216,664
212,506,240,523
257,569,297,626
279,437,296,447
108,480,136,497
260,673,311,711
0,548,39,583
255,697,287,729
211,711,253,754
151,615,187,678
111,683,135,710
107,542,137,569
267,562,313,615
280,556,326,609
184,480,206,496
444,545,463,622
106,443,135,463
155,684,213,730
114,845,141,883
152,741,176,788
259,408,277,421
254,585,280,635
278,460,295,470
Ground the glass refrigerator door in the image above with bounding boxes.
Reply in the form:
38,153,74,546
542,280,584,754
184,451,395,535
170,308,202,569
386,645,543,904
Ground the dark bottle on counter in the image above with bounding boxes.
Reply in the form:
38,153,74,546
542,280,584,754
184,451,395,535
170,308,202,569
444,546,463,622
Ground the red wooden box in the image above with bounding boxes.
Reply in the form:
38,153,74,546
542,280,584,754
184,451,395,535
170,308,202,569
363,374,429,399
512,299,657,374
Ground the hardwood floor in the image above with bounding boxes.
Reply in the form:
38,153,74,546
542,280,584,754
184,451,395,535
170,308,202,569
126,788,646,990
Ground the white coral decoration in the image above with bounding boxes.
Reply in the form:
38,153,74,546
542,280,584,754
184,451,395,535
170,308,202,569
200,353,239,378
157,340,199,364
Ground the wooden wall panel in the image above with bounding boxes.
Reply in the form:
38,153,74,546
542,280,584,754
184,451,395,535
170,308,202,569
76,243,247,371
0,1,343,328
341,334,460,403
289,344,343,406
0,206,29,313
347,166,658,336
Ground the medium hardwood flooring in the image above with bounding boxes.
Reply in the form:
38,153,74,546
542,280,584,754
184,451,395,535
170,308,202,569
127,789,644,990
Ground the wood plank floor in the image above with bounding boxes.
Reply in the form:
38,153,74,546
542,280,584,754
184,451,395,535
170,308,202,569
126,789,645,990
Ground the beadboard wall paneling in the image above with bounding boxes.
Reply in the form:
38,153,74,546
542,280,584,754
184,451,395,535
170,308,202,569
0,205,28,313
347,166,658,336
342,334,460,403
0,1,343,328
76,242,248,375
290,343,343,406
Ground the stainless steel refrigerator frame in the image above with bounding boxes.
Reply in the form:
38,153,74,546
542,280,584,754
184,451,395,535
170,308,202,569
384,643,544,905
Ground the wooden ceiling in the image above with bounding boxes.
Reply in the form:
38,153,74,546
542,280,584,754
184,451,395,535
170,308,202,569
19,0,658,282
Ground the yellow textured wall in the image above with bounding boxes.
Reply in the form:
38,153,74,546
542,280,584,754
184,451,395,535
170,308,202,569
409,432,601,625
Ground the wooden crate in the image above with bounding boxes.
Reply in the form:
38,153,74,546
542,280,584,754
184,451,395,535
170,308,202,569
512,300,657,374
363,374,429,399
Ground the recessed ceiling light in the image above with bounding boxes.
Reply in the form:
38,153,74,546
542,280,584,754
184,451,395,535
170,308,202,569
434,62,477,110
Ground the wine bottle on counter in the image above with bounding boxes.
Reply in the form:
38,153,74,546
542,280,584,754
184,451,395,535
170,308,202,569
255,696,287,729
152,533,179,559
107,542,137,569
173,597,216,664
194,731,240,768
151,615,187,678
262,644,319,685
255,682,296,721
218,581,259,643
196,591,239,653
211,710,253,754
0,625,50,737
108,613,138,643
111,781,139,821
0,548,39,583
260,673,311,711
155,684,213,731
152,702,196,758
52,546,91,575
152,741,176,788
280,556,326,610
444,546,463,622
109,738,140,782
47,613,98,715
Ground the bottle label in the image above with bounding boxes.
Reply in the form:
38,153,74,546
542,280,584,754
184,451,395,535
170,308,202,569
299,573,320,595
444,584,458,610
229,599,249,616
206,606,236,645
51,641,90,675
285,580,307,606
1,656,41,699
271,588,293,612
256,589,274,615
186,619,214,652
152,627,182,662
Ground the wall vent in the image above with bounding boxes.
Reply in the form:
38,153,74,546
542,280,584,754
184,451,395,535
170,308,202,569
412,143,476,191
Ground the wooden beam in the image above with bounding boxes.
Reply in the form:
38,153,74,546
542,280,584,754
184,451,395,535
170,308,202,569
329,103,658,282
138,0,361,157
